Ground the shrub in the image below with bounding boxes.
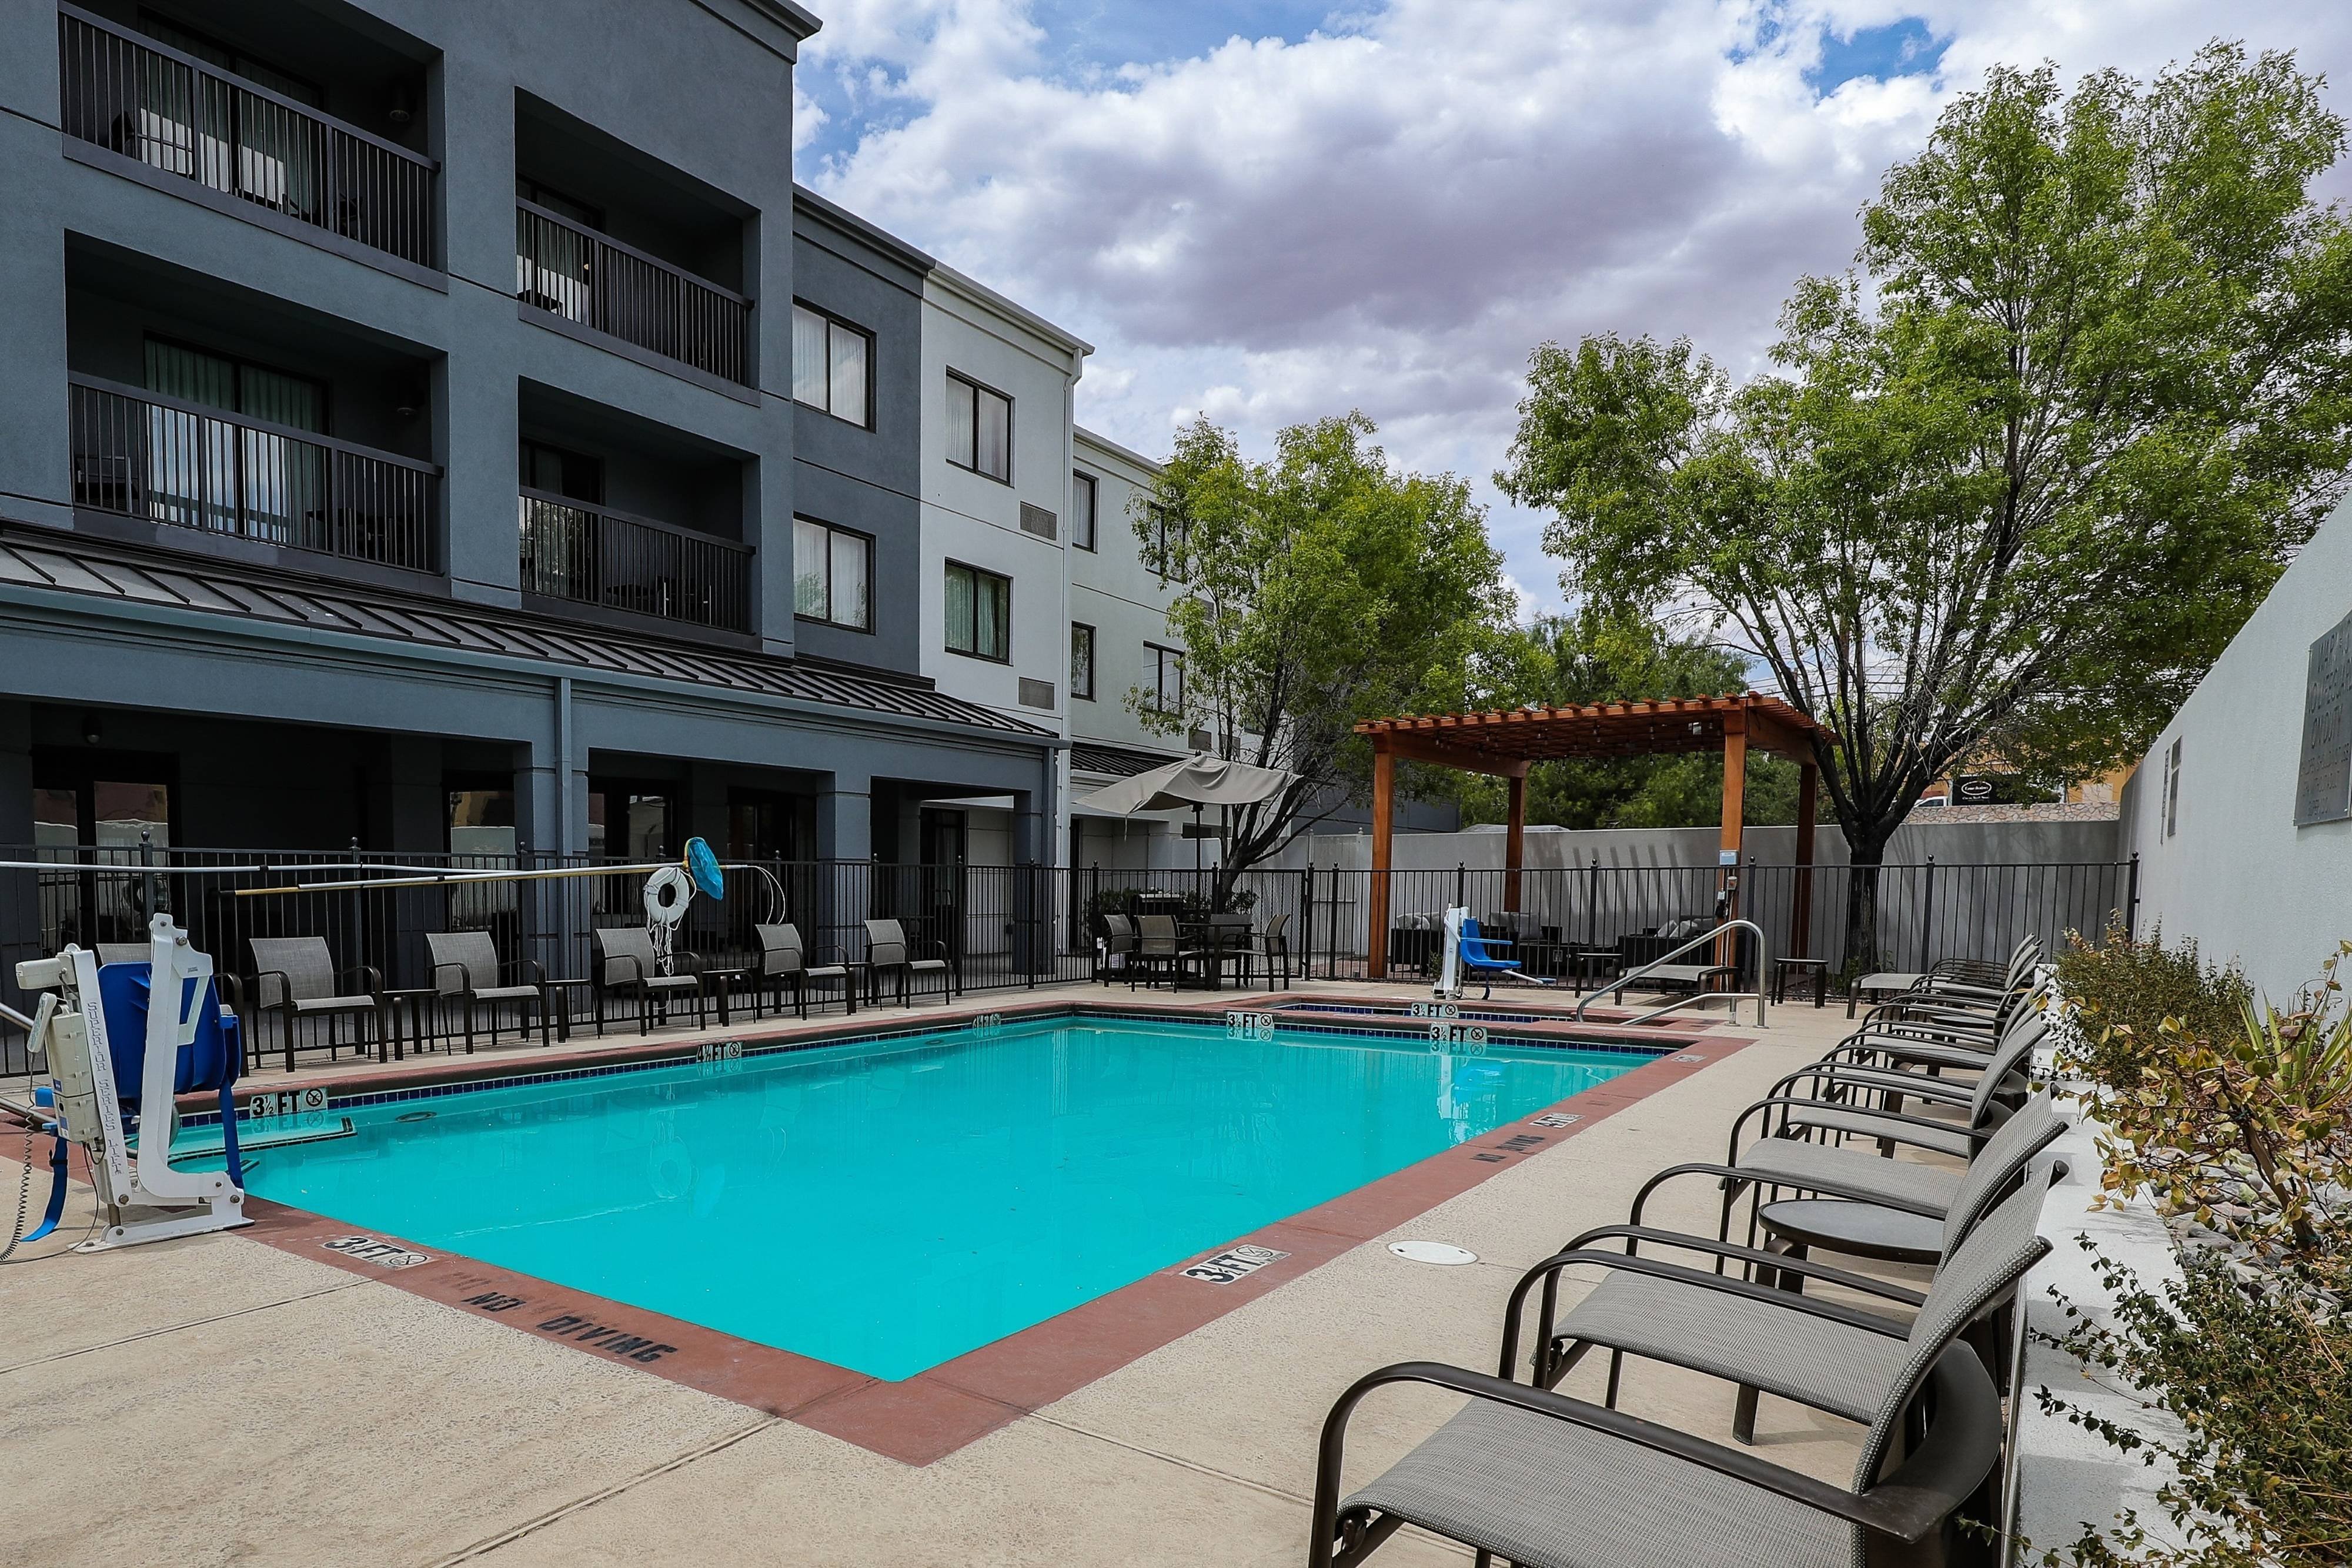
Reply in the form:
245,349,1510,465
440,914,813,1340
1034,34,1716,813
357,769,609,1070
2056,922,2251,1096
2034,1242,2352,1568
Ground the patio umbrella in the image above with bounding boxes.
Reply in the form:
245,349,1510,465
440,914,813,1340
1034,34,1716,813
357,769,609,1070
1075,752,1296,874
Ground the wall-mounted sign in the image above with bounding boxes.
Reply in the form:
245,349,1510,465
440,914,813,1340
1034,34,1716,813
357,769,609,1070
2295,607,2352,827
1953,774,1999,804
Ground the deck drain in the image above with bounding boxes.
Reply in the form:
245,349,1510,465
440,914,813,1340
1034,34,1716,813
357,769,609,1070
395,1110,436,1123
1388,1240,1478,1266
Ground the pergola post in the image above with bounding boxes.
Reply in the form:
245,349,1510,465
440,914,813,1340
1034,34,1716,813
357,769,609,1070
1717,713,1746,974
1367,741,1394,979
1503,767,1527,913
1790,760,1819,959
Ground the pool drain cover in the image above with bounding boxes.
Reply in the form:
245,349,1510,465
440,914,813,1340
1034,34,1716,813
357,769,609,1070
1388,1240,1478,1266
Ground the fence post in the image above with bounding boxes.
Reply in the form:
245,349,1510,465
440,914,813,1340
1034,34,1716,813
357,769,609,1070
1300,864,1314,983
1918,855,1937,972
2124,852,2141,938
1585,855,1600,948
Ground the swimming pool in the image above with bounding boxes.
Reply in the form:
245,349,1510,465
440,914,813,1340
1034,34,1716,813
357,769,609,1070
182,1015,1649,1380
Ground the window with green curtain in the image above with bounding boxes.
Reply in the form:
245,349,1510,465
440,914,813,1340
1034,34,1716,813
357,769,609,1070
945,561,1009,660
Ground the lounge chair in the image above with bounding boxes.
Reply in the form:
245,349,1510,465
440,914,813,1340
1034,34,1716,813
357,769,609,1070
1313,1341,2006,1567
248,935,384,1072
592,926,705,1034
426,930,550,1052
1630,1090,2065,1281
864,918,954,1007
1508,1171,2051,1449
754,922,850,1019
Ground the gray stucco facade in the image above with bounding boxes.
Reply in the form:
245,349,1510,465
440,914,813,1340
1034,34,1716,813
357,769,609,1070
0,0,1060,880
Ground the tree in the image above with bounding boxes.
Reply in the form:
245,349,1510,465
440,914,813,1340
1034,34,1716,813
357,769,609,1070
1457,610,1821,829
1500,44,2352,966
1131,412,1514,907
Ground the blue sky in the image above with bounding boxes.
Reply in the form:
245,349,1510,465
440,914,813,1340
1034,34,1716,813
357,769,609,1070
794,0,2352,618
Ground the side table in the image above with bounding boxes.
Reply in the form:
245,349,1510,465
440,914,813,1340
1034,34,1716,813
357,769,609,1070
379,988,440,1061
1771,957,1832,1008
540,978,594,1040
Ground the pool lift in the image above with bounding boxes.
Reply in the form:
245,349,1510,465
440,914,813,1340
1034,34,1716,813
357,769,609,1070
1432,907,1557,1003
9,913,249,1252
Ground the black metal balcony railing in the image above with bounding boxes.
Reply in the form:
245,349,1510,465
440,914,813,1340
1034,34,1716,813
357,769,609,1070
58,7,436,269
71,375,439,573
519,489,753,634
516,202,751,385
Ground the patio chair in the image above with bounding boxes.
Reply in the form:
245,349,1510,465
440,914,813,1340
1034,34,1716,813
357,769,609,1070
426,930,550,1052
1188,913,1255,989
1251,911,1292,989
864,918,955,1007
592,926,706,1035
1127,914,1182,989
1312,1340,2006,1567
1506,1168,2052,1450
1095,912,1138,984
1631,1090,2065,1284
248,935,385,1073
754,922,851,1019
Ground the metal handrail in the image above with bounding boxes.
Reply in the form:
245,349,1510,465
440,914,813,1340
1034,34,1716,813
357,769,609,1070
517,487,753,552
1576,919,1766,1027
516,199,751,307
68,375,440,472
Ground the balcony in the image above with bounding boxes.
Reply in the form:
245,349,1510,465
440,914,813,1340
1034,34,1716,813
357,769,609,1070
516,203,751,386
70,375,438,573
57,5,435,270
519,490,752,635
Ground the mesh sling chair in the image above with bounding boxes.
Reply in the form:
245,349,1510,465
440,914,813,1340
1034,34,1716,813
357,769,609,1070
1622,1091,2065,1297
1095,912,1138,984
1515,1161,2055,1447
754,922,851,1019
1313,1338,2009,1567
864,918,954,1007
1252,911,1293,989
248,935,384,1072
1128,914,1182,989
592,926,706,1035
426,930,550,1052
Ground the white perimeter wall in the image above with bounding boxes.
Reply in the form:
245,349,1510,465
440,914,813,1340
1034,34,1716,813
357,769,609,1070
2120,496,2352,1004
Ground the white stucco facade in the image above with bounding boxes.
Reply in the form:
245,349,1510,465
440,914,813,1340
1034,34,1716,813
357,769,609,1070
2120,496,2352,1004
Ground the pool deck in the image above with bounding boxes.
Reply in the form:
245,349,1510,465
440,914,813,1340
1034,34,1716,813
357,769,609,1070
1,979,1900,1566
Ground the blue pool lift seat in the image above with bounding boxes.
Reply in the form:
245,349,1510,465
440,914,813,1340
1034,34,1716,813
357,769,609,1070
1456,918,1553,1000
94,956,246,1183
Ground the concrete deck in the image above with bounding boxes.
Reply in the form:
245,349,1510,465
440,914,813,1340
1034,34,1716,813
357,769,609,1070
1,981,1890,1566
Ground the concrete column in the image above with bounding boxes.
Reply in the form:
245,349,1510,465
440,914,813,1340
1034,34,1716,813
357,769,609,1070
0,75,71,530
816,772,871,969
0,700,34,847
436,46,520,607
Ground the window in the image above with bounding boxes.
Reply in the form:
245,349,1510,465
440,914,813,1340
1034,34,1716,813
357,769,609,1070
1071,470,1098,550
945,561,1011,661
2163,737,2183,840
519,439,603,503
1147,504,1189,582
946,372,1012,482
1070,623,1096,700
793,517,872,630
792,304,871,427
1144,643,1185,714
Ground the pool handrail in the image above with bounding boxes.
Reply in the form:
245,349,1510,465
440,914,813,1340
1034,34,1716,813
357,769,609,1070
1575,920,1766,1029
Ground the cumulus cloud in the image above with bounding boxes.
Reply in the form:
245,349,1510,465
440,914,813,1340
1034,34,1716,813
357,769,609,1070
796,0,2352,620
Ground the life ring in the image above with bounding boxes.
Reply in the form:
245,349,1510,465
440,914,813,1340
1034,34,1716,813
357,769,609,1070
643,865,694,926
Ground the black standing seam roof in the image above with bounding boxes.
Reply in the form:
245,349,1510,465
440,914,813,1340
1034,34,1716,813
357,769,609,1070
0,530,1057,740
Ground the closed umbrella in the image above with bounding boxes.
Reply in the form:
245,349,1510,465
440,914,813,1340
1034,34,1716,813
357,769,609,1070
1076,752,1296,874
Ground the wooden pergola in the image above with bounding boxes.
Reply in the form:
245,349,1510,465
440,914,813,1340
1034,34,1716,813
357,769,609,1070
1353,694,1840,979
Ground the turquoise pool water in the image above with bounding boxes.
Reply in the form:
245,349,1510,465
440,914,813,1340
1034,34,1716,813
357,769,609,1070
185,1018,1646,1379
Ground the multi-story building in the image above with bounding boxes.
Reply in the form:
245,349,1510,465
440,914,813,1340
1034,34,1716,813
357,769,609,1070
1,0,1073,892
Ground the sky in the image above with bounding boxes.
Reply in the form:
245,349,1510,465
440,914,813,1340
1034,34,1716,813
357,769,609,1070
791,1,2352,621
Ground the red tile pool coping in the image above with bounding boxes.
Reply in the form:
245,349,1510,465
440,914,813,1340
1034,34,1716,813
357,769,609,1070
203,998,1749,1466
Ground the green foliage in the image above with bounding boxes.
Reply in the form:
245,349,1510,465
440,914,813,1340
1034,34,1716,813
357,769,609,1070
2077,942,2352,1264
1134,413,1515,891
2035,1243,2352,1568
2056,922,2252,1095
1452,610,1828,828
1499,44,2352,877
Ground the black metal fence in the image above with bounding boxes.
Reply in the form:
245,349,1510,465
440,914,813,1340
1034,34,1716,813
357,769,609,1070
0,846,2134,1076
518,490,753,633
